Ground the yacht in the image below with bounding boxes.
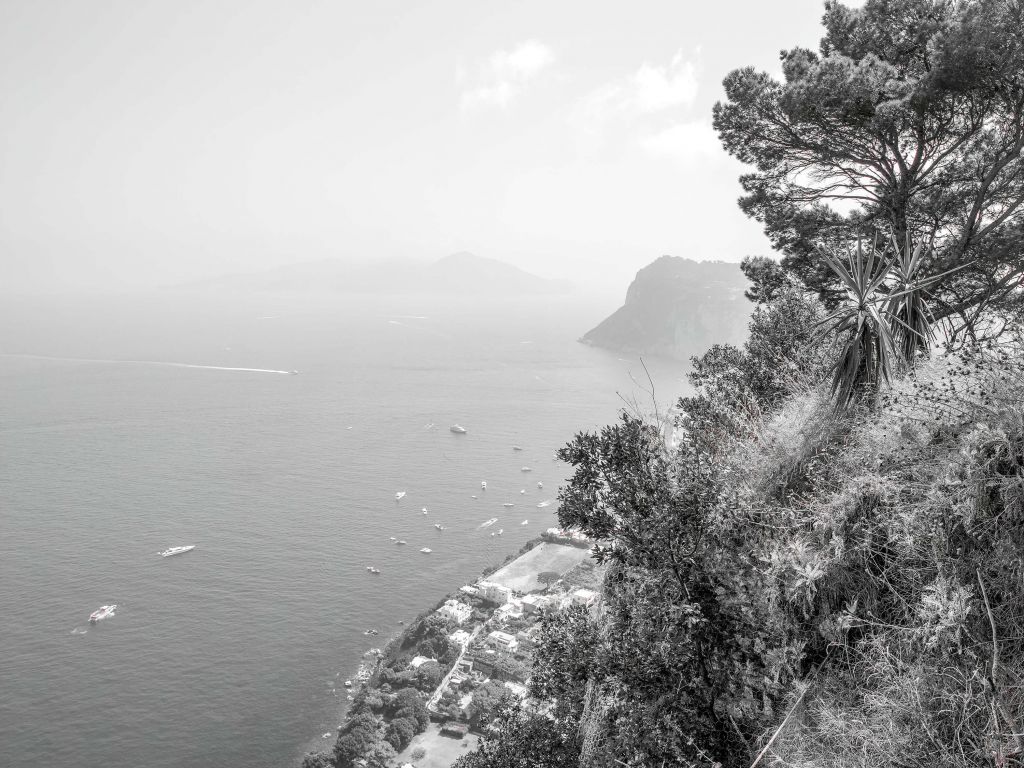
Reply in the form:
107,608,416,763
395,540,407,545
419,547,432,554
366,566,381,574
395,491,406,500
537,482,543,489
520,466,532,472
521,519,529,525
89,605,117,623
502,503,514,508
480,517,498,528
434,523,444,530
480,481,487,490
449,424,467,434
158,545,196,558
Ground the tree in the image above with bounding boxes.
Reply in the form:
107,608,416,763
333,712,380,768
714,0,1024,334
363,740,396,768
469,681,513,728
384,716,416,751
535,571,560,589
386,688,430,733
453,703,581,768
300,752,333,768
741,255,790,304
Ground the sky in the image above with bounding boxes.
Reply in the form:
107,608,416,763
0,0,865,295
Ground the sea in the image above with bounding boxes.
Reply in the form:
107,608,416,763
0,291,691,768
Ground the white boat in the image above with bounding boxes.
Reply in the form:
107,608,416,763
520,489,526,494
481,481,487,489
512,446,523,451
395,540,407,545
537,482,543,489
366,566,381,574
344,680,353,688
537,500,551,508
434,523,444,530
502,503,514,508
521,466,532,472
421,507,428,513
449,424,467,434
395,491,406,500
89,605,117,623
420,547,432,553
521,519,529,525
497,529,503,535
159,545,196,558
480,517,498,528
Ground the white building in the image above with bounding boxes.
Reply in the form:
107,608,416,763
460,585,480,597
486,630,519,652
571,588,599,608
477,581,514,605
410,655,434,669
521,594,551,614
495,599,524,621
437,598,473,625
449,629,472,646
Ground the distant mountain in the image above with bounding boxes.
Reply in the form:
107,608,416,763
175,252,571,296
580,256,751,360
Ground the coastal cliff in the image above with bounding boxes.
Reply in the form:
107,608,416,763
579,256,750,360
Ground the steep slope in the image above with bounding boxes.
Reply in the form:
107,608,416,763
580,256,750,359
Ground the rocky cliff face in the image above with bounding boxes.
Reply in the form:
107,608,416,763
581,256,750,360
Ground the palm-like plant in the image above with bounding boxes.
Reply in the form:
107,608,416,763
886,234,934,364
816,237,900,408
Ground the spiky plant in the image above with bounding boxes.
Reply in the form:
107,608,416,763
816,237,899,409
886,234,934,365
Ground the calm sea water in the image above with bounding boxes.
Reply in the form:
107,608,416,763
0,292,689,768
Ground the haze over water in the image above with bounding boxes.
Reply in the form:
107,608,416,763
0,293,687,768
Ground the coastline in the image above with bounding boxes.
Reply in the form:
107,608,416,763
297,529,598,767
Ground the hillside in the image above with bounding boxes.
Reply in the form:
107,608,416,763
176,252,571,296
580,256,750,360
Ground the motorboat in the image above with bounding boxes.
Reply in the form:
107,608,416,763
89,605,117,623
512,446,523,451
449,424,467,434
344,680,353,688
521,466,532,472
395,491,406,500
520,489,525,494
480,517,498,528
366,566,381,574
497,529,503,535
421,507,428,513
521,519,529,525
434,523,444,530
481,481,487,490
158,545,196,558
419,547,432,553
537,482,543,489
395,540,407,545
537,500,551,508
288,370,299,375
502,503,514,508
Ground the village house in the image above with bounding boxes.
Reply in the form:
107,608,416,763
437,598,473,625
571,588,599,608
520,593,551,615
477,581,514,605
486,630,519,652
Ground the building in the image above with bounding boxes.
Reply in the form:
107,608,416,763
503,681,528,699
571,588,599,608
437,598,473,625
449,629,472,646
460,585,480,597
521,593,551,615
486,630,519,652
410,655,434,669
477,581,514,605
515,630,538,650
495,599,524,621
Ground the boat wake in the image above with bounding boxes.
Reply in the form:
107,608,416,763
479,517,498,528
70,627,88,635
0,354,295,375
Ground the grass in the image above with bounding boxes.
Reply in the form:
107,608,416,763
394,724,479,768
485,541,593,592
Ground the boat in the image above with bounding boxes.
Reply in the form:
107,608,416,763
521,466,532,472
158,545,196,558
344,680,353,688
420,547,432,553
537,482,543,489
449,424,467,434
480,517,498,528
434,523,444,530
502,503,514,508
497,529,503,535
421,507,428,513
537,500,551,508
512,446,523,451
366,567,381,574
363,629,379,636
288,370,299,375
520,489,526,494
88,605,117,623
395,540,407,545
481,481,487,489
521,519,529,525
395,491,406,500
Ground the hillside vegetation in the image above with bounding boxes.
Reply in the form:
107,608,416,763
451,1,1024,766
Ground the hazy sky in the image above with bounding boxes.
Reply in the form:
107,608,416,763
0,1,863,294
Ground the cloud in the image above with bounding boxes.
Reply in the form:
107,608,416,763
460,40,555,111
637,120,720,164
576,49,700,131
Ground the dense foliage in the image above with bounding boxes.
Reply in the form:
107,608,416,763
714,0,1024,332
